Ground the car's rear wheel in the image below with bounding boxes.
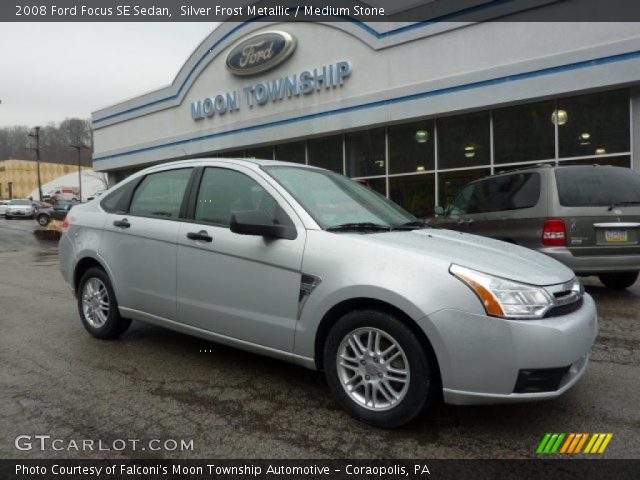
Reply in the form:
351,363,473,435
36,214,50,227
77,267,131,339
599,272,639,290
323,309,436,427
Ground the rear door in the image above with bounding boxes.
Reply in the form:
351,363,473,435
552,166,640,256
176,164,306,352
99,167,194,320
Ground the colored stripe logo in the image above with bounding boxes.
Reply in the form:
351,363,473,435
537,433,613,454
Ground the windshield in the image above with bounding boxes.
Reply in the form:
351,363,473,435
10,200,31,205
555,166,640,207
263,166,418,229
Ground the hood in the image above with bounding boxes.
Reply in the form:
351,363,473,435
348,228,575,286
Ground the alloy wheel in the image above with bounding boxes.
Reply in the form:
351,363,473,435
336,327,410,411
81,278,110,328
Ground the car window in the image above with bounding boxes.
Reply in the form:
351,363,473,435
555,167,640,207
195,167,292,228
129,168,192,219
101,180,137,213
448,184,475,215
471,173,541,213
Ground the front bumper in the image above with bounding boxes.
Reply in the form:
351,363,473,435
419,293,597,405
540,246,640,274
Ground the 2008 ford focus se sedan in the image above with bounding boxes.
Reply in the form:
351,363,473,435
59,159,597,427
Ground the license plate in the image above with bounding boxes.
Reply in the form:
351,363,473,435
605,229,628,242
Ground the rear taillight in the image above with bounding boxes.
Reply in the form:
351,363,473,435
62,217,70,229
542,219,566,246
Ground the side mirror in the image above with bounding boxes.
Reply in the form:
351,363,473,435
230,210,297,240
434,205,445,216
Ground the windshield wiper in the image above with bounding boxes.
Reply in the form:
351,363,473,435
326,222,391,232
391,220,432,230
608,201,640,211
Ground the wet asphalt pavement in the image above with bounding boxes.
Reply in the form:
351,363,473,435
0,217,639,459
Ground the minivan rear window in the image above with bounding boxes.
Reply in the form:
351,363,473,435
555,167,640,207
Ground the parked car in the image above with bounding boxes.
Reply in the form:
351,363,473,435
432,164,640,290
35,202,76,227
0,200,10,216
60,159,597,427
5,199,35,219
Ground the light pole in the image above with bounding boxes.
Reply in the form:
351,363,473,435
28,127,43,201
69,144,89,201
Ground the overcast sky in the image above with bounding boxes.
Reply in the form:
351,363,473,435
0,23,218,127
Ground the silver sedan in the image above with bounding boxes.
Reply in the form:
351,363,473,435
59,159,597,427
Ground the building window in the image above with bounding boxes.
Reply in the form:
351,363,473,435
558,89,630,158
389,174,435,219
438,112,490,169
245,146,273,160
345,128,386,178
274,141,305,164
357,177,386,196
560,155,631,168
438,168,490,209
493,101,555,164
224,150,245,158
388,121,435,174
308,135,343,173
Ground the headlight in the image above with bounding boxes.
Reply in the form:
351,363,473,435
450,264,556,319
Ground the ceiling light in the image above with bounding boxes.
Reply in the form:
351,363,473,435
416,165,426,172
415,130,429,143
551,109,568,126
580,132,590,140
595,147,606,155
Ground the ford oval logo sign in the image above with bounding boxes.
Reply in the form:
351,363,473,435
226,31,296,76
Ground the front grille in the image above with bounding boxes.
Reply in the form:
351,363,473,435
545,297,583,317
513,366,570,393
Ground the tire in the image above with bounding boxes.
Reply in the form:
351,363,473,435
37,214,50,227
77,267,131,339
323,309,437,428
599,272,639,290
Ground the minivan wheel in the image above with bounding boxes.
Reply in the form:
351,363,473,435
598,272,639,290
77,267,131,339
323,309,435,427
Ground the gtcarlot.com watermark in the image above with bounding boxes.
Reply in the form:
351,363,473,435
15,435,194,452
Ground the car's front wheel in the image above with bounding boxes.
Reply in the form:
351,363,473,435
323,309,437,427
36,214,50,227
77,267,131,339
599,271,639,290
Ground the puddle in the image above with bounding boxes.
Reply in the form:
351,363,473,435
32,248,59,264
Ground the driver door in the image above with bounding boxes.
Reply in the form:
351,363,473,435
176,165,306,352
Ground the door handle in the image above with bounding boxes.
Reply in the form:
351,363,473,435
187,230,213,242
113,219,130,228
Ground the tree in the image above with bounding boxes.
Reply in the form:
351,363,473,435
0,118,93,166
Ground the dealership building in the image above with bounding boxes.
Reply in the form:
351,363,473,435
91,9,640,217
